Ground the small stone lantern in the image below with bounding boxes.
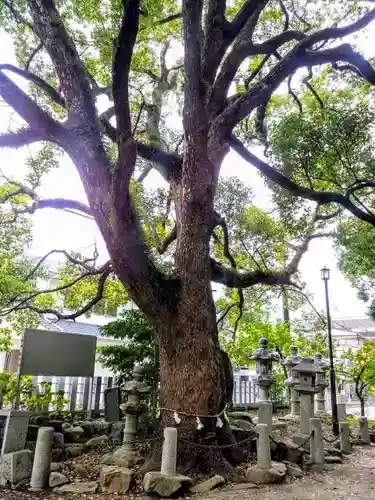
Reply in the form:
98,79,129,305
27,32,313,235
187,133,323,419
113,364,151,467
314,353,329,414
283,346,301,417
249,338,279,402
290,357,323,435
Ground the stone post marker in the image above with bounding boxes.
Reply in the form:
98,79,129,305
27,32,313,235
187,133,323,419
113,365,151,467
249,338,279,402
30,427,53,490
310,418,325,465
258,401,272,430
339,422,352,454
337,403,346,423
289,357,323,445
256,423,271,469
358,416,370,444
161,427,178,476
314,353,329,414
284,346,301,417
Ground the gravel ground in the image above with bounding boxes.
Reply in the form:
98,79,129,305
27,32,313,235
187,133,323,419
204,445,375,500
1,443,374,500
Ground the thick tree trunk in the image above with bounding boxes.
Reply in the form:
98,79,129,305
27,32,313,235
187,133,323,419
139,298,249,477
360,398,365,417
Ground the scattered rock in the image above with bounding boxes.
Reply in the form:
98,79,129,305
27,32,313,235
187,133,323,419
272,421,288,430
284,443,304,464
191,475,225,493
101,453,115,465
110,422,125,442
245,462,287,485
143,472,192,497
231,483,259,490
230,425,257,443
50,462,62,472
27,425,39,441
30,415,50,426
86,435,108,448
53,481,99,494
64,426,85,443
49,420,64,433
66,444,85,458
94,421,111,434
232,419,255,431
325,456,342,464
284,462,303,477
49,472,70,488
100,465,134,493
228,412,254,423
75,421,95,438
325,447,342,457
53,432,64,445
112,447,138,467
71,463,89,478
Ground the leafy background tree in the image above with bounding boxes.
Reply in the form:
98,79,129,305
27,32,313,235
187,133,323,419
340,341,375,416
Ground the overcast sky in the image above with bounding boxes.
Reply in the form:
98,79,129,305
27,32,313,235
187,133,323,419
0,20,374,321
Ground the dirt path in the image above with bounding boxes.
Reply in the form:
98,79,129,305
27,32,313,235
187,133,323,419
204,445,375,500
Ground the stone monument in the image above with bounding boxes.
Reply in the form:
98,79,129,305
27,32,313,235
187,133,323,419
249,338,279,402
314,353,329,414
284,346,301,418
112,364,151,467
289,357,322,445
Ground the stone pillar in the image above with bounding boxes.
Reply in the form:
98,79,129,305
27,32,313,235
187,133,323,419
161,428,178,476
290,389,300,416
258,401,272,430
315,389,326,414
339,422,352,454
310,418,325,465
337,403,346,422
358,417,370,445
256,424,271,469
114,365,151,467
30,427,53,491
258,386,268,403
299,394,313,435
122,409,137,452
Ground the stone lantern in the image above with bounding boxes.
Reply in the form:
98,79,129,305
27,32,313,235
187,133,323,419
283,346,301,417
314,353,329,414
113,364,151,467
290,357,323,436
249,338,279,402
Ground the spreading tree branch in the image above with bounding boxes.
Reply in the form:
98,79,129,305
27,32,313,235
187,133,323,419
0,64,65,107
112,0,140,168
0,70,62,141
229,135,375,227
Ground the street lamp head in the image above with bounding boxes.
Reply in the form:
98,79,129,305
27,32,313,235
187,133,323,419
320,266,330,281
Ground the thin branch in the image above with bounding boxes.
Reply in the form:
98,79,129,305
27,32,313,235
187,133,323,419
3,0,33,30
25,41,44,71
14,266,112,320
6,261,111,313
158,225,177,254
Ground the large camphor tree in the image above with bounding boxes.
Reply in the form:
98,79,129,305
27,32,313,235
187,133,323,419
1,0,375,471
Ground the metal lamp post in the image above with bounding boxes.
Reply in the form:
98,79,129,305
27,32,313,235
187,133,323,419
320,266,339,435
